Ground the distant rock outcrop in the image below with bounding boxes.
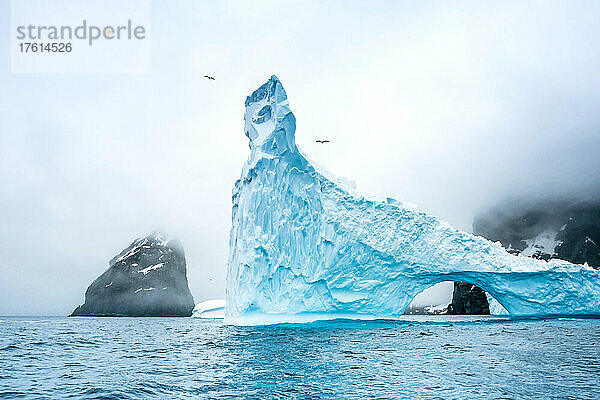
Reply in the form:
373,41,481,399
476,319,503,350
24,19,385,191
71,231,195,317
450,200,600,315
447,281,490,315
474,200,600,268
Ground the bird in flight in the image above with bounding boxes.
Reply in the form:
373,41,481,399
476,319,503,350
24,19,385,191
204,75,215,80
316,139,330,144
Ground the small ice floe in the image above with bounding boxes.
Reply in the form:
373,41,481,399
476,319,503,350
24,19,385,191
191,299,226,319
424,304,448,314
137,263,164,275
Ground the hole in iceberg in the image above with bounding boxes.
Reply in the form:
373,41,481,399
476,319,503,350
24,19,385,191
404,281,509,316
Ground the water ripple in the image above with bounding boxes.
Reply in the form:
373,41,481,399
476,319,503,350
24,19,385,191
0,317,600,399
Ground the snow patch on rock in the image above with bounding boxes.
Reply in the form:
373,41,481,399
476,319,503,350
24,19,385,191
137,263,164,275
134,287,155,294
520,229,562,258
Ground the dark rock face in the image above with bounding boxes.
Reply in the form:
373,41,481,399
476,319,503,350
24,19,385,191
447,282,490,315
71,232,195,317
473,200,600,269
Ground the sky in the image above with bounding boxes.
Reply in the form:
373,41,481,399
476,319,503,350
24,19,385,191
1,1,600,315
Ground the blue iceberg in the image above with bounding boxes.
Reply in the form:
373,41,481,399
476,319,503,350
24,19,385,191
192,299,225,319
225,75,600,325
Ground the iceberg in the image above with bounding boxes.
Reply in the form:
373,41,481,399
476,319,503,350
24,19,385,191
225,75,600,325
192,299,226,319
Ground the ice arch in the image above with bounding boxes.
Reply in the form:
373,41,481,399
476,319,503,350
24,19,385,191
406,280,507,316
405,280,504,315
225,76,600,325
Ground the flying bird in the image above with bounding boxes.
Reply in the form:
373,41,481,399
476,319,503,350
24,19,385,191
204,75,215,80
316,139,330,144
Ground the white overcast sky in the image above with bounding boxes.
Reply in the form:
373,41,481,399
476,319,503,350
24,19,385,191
1,1,600,315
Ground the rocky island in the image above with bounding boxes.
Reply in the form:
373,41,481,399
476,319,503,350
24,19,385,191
71,231,195,317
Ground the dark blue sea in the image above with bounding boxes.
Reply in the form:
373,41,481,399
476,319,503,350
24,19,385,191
1,316,600,399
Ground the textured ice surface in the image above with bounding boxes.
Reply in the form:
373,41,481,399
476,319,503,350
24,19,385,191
225,75,600,325
486,293,509,315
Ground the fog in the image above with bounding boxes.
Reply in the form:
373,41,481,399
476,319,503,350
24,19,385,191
1,1,600,315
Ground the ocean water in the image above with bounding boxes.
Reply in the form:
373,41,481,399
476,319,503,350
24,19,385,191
1,316,600,399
